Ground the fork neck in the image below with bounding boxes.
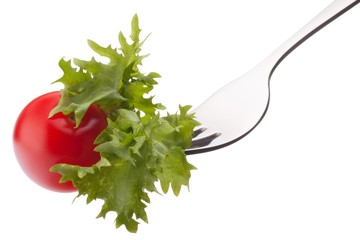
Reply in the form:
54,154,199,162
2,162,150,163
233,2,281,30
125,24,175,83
260,0,359,79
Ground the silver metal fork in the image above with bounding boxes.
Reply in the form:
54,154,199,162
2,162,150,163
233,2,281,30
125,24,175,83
186,0,360,155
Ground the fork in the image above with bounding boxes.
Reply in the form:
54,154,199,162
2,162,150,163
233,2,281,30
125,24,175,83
185,0,360,155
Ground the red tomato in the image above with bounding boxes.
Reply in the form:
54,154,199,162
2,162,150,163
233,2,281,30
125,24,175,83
13,91,108,192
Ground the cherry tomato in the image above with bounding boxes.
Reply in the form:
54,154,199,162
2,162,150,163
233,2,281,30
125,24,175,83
13,91,108,192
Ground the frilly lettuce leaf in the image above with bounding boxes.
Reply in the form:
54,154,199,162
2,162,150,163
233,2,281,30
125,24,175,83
49,14,200,233
51,107,198,233
49,14,163,127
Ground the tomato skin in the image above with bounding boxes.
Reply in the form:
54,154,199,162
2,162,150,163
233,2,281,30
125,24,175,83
13,91,108,192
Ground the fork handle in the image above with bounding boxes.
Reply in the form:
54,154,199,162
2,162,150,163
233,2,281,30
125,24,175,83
262,0,360,77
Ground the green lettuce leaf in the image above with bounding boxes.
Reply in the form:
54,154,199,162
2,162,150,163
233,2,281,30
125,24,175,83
51,108,199,232
49,14,162,127
50,14,200,233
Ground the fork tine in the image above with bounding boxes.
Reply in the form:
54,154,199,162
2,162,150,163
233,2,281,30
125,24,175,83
192,127,207,138
190,132,221,149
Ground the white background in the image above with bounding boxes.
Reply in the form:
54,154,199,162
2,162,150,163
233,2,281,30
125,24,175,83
2,0,360,239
